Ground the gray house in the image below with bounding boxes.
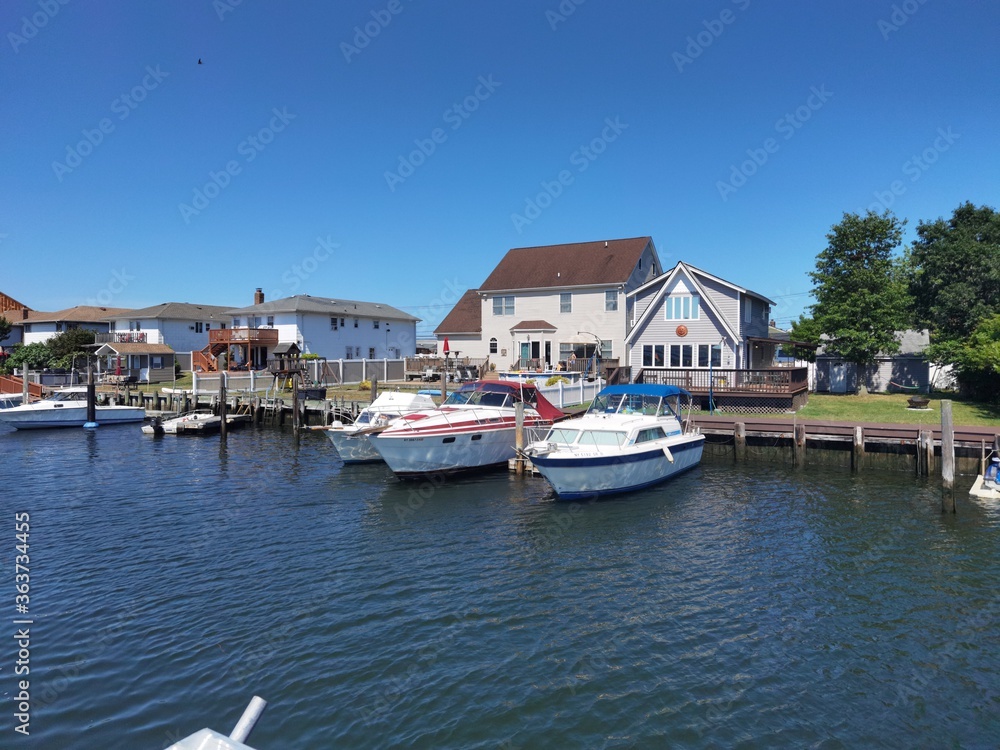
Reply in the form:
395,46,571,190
814,329,951,393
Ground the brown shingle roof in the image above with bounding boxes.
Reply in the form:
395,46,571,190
479,236,652,291
95,343,175,355
510,320,556,331
434,289,481,335
25,305,132,323
0,292,31,317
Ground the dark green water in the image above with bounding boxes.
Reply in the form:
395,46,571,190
0,425,997,748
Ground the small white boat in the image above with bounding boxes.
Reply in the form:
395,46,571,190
370,380,563,477
0,386,145,429
524,384,705,500
969,456,1000,501
142,410,221,435
325,390,438,463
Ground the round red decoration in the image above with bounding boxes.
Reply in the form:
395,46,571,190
676,325,688,337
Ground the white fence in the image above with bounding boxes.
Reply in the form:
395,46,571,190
534,378,604,408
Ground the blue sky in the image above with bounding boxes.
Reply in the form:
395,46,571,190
2,1,997,336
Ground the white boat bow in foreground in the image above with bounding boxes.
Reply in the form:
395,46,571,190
525,384,704,500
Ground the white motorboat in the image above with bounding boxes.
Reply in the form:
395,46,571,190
524,384,704,500
142,410,221,435
0,386,145,430
325,390,438,464
369,380,563,477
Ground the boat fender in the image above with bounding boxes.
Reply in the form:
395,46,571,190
662,446,674,463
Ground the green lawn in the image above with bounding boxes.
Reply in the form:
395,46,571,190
768,392,1000,427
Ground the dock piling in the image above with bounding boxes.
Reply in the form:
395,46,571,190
734,422,746,463
852,426,864,472
941,400,955,512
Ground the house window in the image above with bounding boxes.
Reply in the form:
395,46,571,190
233,318,241,327
151,356,163,369
267,316,274,326
744,300,751,324
669,344,693,367
665,296,700,321
354,318,359,328
489,337,498,354
205,322,211,330
605,290,618,311
369,347,376,359
698,344,723,368
643,345,665,367
560,293,572,313
373,320,380,329
345,347,353,360
331,317,338,330
355,346,361,358
195,322,204,333
492,295,515,316
340,318,346,328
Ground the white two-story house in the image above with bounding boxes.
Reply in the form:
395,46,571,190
103,302,233,367
436,236,663,369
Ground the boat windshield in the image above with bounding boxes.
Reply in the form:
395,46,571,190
577,430,627,448
588,393,662,416
47,390,86,402
546,428,579,445
444,390,512,409
354,411,371,425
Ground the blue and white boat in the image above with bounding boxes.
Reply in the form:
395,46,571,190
524,384,704,500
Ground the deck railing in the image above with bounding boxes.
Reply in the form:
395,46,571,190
637,367,809,394
209,327,279,345
95,331,164,344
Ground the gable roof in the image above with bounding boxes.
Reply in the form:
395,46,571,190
224,294,419,322
107,302,233,321
0,292,31,317
24,305,132,324
510,320,557,332
629,260,775,305
94,342,175,355
479,236,653,292
627,262,741,344
434,289,481,335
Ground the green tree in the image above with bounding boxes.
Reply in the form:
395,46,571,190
0,316,11,345
906,202,1000,363
786,314,822,363
2,342,52,374
809,210,910,391
47,328,97,369
948,313,1000,401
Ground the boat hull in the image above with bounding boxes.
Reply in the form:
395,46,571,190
0,404,146,430
530,434,705,500
326,429,381,464
371,425,521,477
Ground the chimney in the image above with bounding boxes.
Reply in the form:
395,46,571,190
22,308,28,320
254,288,264,305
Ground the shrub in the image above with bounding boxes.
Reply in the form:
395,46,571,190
358,380,371,391
546,375,570,386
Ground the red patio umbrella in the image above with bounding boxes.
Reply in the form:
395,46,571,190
115,355,122,376
443,337,450,355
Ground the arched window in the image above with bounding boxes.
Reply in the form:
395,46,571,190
489,337,498,354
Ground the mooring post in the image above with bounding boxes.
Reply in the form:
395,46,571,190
941,399,955,513
734,422,746,463
371,377,378,402
292,373,300,436
916,430,930,477
22,368,29,403
793,423,806,468
219,372,228,439
514,401,525,475
852,425,864,473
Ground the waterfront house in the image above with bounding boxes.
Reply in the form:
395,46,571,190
208,289,420,372
0,292,31,350
21,305,131,345
102,302,233,371
626,261,809,412
435,236,663,372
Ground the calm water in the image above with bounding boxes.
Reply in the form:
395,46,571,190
0,423,997,749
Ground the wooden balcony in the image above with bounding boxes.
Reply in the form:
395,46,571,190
209,327,279,346
95,331,162,344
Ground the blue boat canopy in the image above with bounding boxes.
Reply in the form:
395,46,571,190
596,384,692,399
